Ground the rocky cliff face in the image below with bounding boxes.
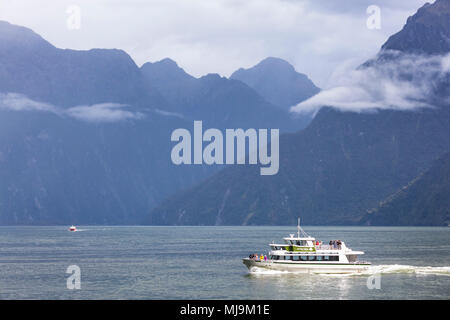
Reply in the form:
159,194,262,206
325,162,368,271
382,0,450,54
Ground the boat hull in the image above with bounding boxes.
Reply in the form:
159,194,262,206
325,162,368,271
243,258,370,274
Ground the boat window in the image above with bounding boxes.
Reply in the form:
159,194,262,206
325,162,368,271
300,256,307,261
323,256,330,261
330,256,339,261
285,255,292,261
316,256,323,261
308,256,316,261
292,255,300,261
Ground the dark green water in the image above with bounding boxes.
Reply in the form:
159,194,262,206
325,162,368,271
0,226,448,299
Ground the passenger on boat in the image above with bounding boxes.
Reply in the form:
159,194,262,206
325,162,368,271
260,254,264,261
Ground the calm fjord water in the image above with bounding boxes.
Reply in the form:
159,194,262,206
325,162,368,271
0,226,449,299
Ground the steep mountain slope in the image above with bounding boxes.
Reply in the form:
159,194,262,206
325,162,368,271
0,20,320,225
382,0,450,54
146,0,450,226
0,108,203,225
147,106,450,226
0,22,209,224
141,58,197,110
184,73,303,130
230,57,320,110
361,150,450,226
141,59,308,132
0,21,166,109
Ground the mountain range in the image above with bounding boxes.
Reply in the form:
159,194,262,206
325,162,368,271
141,58,312,131
1,0,448,226
0,20,317,224
147,0,450,226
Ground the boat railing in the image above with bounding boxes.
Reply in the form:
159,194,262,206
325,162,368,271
316,245,342,250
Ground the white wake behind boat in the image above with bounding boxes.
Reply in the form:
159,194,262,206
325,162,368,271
243,219,370,274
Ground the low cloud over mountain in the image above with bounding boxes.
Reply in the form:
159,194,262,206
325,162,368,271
291,52,450,114
0,93,144,123
292,0,450,115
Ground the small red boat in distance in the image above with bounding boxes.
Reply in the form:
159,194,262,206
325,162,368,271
68,225,77,232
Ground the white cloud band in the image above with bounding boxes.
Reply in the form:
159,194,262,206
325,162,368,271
0,93,144,123
291,52,450,114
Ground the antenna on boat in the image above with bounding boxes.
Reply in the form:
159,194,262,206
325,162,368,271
296,217,311,238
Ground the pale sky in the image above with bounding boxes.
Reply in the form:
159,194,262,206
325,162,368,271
0,0,430,87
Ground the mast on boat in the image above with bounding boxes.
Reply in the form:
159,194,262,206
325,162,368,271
295,217,311,238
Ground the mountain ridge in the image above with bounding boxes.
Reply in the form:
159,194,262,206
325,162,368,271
0,20,162,109
141,57,313,132
0,20,319,225
230,57,320,111
381,0,450,54
146,0,450,226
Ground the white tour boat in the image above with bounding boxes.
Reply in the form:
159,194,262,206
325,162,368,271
243,219,370,274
